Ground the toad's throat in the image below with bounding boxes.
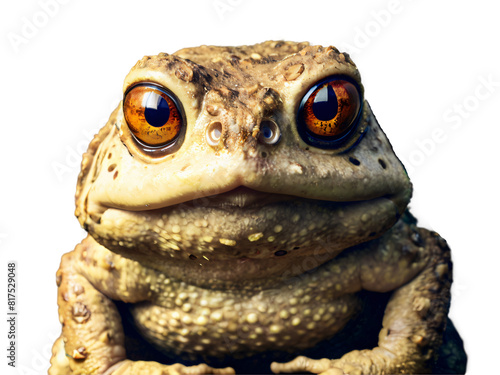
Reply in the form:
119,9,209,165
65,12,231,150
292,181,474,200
88,189,402,288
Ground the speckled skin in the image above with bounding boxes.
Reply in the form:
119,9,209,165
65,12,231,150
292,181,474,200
50,41,466,374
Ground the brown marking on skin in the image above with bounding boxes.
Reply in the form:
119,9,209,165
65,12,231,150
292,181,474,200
413,296,431,318
218,86,238,98
245,84,260,96
175,66,194,82
72,302,91,324
206,104,220,116
104,255,115,270
436,263,449,280
284,63,304,81
72,347,87,360
251,125,260,138
73,284,84,295
412,334,424,345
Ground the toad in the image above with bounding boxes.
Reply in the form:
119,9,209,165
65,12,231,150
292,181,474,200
49,41,466,374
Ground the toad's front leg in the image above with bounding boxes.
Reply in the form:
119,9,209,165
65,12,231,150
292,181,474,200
49,237,234,375
272,226,454,375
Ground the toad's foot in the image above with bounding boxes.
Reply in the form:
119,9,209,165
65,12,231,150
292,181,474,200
104,361,235,375
270,349,395,375
50,336,234,375
271,356,342,375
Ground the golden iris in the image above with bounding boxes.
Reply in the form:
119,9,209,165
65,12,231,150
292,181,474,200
123,84,182,147
301,78,361,139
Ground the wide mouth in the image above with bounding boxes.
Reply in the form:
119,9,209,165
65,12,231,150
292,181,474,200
91,187,405,255
85,185,409,288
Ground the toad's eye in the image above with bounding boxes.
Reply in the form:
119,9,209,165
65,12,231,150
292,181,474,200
123,84,183,147
297,76,362,148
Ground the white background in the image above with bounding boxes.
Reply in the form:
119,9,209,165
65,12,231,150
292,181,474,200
1,0,499,374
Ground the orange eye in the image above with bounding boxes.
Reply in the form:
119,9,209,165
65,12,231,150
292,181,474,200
123,84,183,147
298,76,362,148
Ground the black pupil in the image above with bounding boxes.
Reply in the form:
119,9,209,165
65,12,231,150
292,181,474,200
144,92,170,127
312,84,338,121
262,126,273,139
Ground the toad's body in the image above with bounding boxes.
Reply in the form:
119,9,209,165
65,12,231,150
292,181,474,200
50,41,466,374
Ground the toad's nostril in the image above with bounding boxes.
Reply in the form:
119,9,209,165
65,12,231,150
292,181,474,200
258,120,281,145
206,121,223,147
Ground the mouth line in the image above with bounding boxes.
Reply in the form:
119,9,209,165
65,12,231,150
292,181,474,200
191,186,297,209
91,185,405,221
177,186,399,212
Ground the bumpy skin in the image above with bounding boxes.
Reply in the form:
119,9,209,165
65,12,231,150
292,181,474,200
50,41,466,374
